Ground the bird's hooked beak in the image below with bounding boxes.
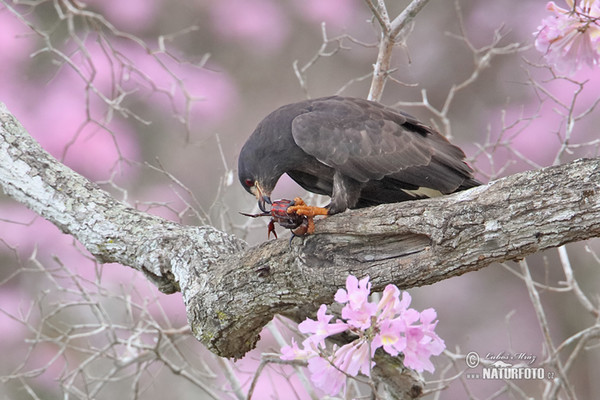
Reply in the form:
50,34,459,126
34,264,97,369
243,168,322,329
253,182,272,212
258,194,272,213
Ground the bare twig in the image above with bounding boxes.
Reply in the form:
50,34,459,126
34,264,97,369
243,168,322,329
293,23,377,98
246,355,308,400
367,0,431,101
519,260,577,400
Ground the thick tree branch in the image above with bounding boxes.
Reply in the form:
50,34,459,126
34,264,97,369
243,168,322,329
200,157,600,358
0,103,245,299
1,103,600,364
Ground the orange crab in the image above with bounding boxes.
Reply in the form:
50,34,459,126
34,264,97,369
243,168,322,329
241,197,326,239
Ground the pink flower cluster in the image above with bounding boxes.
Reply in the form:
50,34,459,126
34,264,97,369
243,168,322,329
280,275,445,396
534,1,600,74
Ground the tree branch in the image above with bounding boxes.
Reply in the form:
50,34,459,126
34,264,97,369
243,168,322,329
0,103,245,297
367,0,432,101
2,103,600,364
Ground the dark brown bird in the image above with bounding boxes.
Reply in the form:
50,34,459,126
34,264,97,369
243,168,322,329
238,95,479,216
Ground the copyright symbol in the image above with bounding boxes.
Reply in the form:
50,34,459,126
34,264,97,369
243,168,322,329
465,351,480,368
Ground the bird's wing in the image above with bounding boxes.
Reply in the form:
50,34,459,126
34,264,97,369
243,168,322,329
291,97,475,193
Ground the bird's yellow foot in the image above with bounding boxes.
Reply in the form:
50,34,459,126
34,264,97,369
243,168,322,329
287,197,329,218
286,197,328,235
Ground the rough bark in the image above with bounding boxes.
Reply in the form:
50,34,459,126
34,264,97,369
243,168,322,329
199,156,600,358
2,102,600,363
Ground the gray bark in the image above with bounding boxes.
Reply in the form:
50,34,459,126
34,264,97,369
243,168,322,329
200,155,600,358
1,103,599,395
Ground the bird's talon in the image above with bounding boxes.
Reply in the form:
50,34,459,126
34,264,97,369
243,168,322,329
307,217,315,234
287,206,328,217
292,197,306,207
287,198,328,218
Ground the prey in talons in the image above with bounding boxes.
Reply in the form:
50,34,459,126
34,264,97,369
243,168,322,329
240,197,324,240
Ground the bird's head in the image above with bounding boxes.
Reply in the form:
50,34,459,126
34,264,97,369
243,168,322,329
240,176,272,212
238,105,305,212
238,146,281,212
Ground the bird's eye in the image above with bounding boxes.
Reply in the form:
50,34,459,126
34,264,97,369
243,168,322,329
244,179,254,187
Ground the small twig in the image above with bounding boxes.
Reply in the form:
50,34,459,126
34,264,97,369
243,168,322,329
557,246,599,317
389,0,431,37
519,260,577,400
246,355,308,400
363,0,390,32
293,23,376,98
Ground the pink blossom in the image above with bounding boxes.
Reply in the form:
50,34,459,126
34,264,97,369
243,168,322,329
298,304,348,348
376,284,413,320
376,284,401,319
400,307,421,326
534,1,600,74
280,338,315,361
372,318,407,357
335,340,374,377
307,355,346,396
402,309,446,373
281,275,446,396
305,339,374,395
334,275,370,308
335,275,377,329
342,303,377,330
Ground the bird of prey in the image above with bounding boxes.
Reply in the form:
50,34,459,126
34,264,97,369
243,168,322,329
238,95,479,218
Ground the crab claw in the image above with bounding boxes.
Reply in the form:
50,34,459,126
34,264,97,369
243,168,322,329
267,220,278,239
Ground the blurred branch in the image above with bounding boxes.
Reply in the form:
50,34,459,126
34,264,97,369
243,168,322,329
2,103,600,397
367,0,431,101
0,103,245,296
293,23,377,98
518,259,576,400
393,24,524,139
2,0,206,142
